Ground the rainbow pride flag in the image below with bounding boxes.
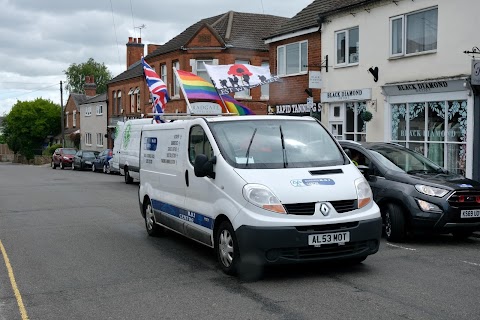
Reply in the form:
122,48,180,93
175,69,254,115
175,69,221,101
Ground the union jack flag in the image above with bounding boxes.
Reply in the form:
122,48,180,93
142,57,169,123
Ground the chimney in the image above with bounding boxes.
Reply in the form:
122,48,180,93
126,37,144,69
84,75,97,97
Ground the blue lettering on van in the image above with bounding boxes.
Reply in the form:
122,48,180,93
290,178,335,187
144,137,158,151
151,199,214,229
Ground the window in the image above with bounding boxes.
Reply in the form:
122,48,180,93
65,111,69,128
135,88,140,112
73,110,77,127
96,133,104,147
189,125,214,165
173,61,180,97
85,106,92,116
117,90,122,113
195,60,213,82
390,7,438,57
260,61,270,99
161,64,167,93
96,105,103,115
85,133,92,146
234,59,251,99
129,88,135,113
277,41,308,76
335,27,359,65
391,100,467,174
112,91,117,114
328,103,366,142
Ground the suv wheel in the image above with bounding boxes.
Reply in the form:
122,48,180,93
384,203,406,242
60,161,65,170
51,161,56,169
92,164,96,172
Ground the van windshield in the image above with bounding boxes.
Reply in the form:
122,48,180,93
209,119,346,169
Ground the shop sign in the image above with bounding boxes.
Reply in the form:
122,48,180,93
309,71,322,89
190,102,222,114
472,60,480,85
270,102,322,115
321,88,371,102
383,79,466,96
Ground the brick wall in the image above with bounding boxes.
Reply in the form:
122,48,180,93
0,144,14,162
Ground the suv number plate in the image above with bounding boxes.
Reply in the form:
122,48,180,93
308,232,350,246
461,210,480,218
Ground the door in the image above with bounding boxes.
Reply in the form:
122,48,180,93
329,104,344,140
183,124,216,246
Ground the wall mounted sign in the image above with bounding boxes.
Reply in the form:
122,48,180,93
309,71,323,89
270,102,322,115
383,79,466,96
190,102,222,114
321,88,371,102
472,60,480,85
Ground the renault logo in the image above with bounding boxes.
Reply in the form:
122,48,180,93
320,203,330,216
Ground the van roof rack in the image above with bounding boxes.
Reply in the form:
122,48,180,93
146,113,237,120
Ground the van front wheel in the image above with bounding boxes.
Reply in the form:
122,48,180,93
144,200,164,237
215,221,240,275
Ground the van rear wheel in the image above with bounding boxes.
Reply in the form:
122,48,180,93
144,200,164,236
124,167,133,184
384,203,406,242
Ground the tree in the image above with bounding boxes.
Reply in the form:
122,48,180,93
3,98,61,160
64,58,112,94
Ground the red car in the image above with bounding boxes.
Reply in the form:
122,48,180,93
51,148,77,169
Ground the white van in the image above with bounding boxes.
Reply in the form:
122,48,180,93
138,115,382,276
117,119,154,183
109,121,124,175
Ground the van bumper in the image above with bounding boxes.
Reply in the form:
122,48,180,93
235,217,382,265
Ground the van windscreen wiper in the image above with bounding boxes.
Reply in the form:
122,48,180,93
245,128,257,167
279,125,288,168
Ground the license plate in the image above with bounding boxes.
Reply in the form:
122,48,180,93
461,210,480,218
308,232,350,246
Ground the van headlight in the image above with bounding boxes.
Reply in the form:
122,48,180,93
355,177,372,209
242,184,286,214
415,185,448,197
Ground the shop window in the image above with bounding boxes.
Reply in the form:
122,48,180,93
390,7,438,57
391,100,467,174
277,41,308,76
345,102,366,142
335,27,359,66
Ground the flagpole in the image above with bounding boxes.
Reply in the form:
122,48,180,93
203,62,230,114
173,67,194,114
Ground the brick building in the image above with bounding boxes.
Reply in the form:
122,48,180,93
107,11,289,148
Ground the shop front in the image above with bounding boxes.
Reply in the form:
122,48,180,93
383,78,474,177
320,88,372,142
269,101,322,120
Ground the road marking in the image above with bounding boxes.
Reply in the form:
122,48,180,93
463,260,480,267
386,243,417,251
0,240,29,320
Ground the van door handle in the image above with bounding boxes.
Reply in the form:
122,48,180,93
185,170,189,187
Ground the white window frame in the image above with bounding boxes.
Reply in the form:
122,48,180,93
85,106,92,117
73,110,77,127
160,64,168,95
85,133,92,146
276,40,308,76
135,88,140,112
389,7,438,58
96,105,103,115
65,111,69,128
96,133,104,147
173,61,180,98
129,88,135,113
334,27,359,67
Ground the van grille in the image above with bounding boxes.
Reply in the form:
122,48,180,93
295,222,359,232
448,191,480,208
276,240,372,260
284,200,357,215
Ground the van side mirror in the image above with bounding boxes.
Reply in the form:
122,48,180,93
357,165,370,180
194,155,216,179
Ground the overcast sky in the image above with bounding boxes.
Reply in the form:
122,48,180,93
0,0,313,115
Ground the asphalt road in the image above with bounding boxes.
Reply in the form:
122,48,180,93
0,162,479,320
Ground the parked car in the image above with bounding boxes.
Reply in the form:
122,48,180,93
73,150,99,171
339,141,480,242
51,148,77,169
91,149,113,173
106,158,119,175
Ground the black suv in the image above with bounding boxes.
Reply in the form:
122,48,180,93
339,141,480,242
